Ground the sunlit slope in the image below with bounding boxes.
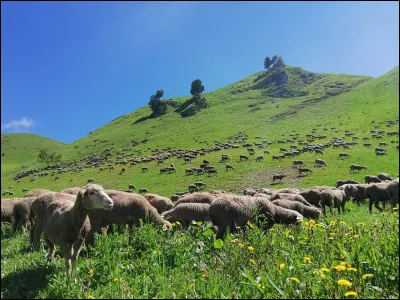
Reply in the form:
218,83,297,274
1,133,66,176
62,66,373,159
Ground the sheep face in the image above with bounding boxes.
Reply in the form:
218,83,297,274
81,184,114,210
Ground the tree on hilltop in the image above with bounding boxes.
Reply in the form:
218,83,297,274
190,79,205,96
148,89,167,117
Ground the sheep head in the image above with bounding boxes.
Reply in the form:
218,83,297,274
80,184,114,211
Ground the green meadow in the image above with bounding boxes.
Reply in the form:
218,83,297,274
1,65,399,298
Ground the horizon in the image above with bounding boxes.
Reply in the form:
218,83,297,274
1,1,399,144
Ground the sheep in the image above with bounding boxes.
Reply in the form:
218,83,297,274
338,152,350,159
143,193,174,214
194,181,206,189
162,203,211,229
87,178,94,183
209,195,303,239
352,183,370,206
188,184,200,193
29,192,77,250
298,167,313,175
11,197,37,234
387,178,399,208
239,155,248,161
365,182,391,213
320,189,347,215
243,188,259,196
86,189,171,247
174,192,215,206
255,155,264,162
308,185,332,191
128,184,137,190
139,188,149,194
42,184,114,277
338,184,358,202
1,198,22,224
272,174,287,182
60,187,81,195
350,164,367,172
225,164,234,171
24,189,53,198
314,159,327,167
276,188,301,194
364,175,382,184
299,189,322,208
293,160,304,167
269,193,313,207
377,173,394,181
271,199,321,220
336,179,360,188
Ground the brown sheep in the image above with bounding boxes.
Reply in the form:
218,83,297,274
143,193,174,214
320,189,347,215
12,197,37,234
174,192,215,206
269,193,313,207
162,203,211,229
271,199,321,220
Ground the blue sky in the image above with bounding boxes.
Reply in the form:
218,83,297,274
1,1,399,144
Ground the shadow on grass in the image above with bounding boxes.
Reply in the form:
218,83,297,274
131,114,155,125
1,264,55,299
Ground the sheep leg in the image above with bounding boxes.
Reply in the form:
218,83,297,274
374,199,382,212
368,198,374,213
32,221,43,250
216,225,227,239
60,243,74,277
45,236,56,262
72,236,85,263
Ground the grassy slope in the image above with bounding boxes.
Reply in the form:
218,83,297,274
1,66,398,198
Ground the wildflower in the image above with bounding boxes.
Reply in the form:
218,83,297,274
114,278,119,282
279,263,285,270
330,232,336,236
239,243,245,248
89,269,94,277
347,267,357,272
320,267,330,272
231,238,239,243
393,207,398,211
357,222,365,227
304,257,312,264
289,277,300,283
248,246,255,252
320,273,326,279
288,235,294,241
345,291,358,297
332,265,346,271
308,219,316,225
313,270,320,275
257,283,264,289
381,212,386,216
337,279,352,287
330,221,336,226
88,295,94,299
340,221,345,225
247,221,254,228
362,274,374,280
249,258,256,265
328,237,334,240
202,271,207,278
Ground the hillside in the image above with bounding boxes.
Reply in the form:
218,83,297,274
1,65,398,197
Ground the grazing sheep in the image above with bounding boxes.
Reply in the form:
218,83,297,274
315,149,324,155
299,189,322,208
162,203,211,229
209,195,303,239
87,178,94,183
30,192,77,250
338,152,350,159
293,160,304,167
270,193,313,207
243,188,259,196
225,164,234,171
42,184,114,277
1,198,22,224
387,178,399,208
276,188,301,194
365,183,391,213
320,189,347,215
239,155,249,161
336,179,360,188
24,189,53,198
12,197,37,234
364,175,382,184
377,173,394,181
352,183,370,206
139,188,149,194
272,174,287,182
85,190,170,246
174,193,215,206
128,184,136,190
143,193,174,214
314,159,327,167
308,186,332,191
298,167,313,175
255,155,264,162
188,184,200,193
350,164,367,172
194,181,206,189
338,184,358,202
60,187,81,195
271,199,321,220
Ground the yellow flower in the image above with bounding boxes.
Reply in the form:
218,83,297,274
279,263,285,270
313,270,320,275
87,296,94,299
309,219,316,225
304,257,312,264
357,222,365,227
328,237,334,240
362,274,374,280
330,221,336,226
247,221,254,228
239,243,245,248
231,238,239,243
89,269,94,277
381,212,386,216
337,279,352,287
332,265,346,271
257,283,264,289
340,221,345,225
113,278,119,282
345,291,358,297
248,246,255,252
288,235,294,241
393,207,398,211
347,267,357,272
320,267,330,272
320,273,326,279
289,277,300,283
249,258,256,265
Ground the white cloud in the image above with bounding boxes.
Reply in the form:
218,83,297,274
1,117,35,132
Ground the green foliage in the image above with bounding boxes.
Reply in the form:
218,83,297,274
264,56,272,69
37,148,62,166
180,103,198,117
148,90,167,117
190,79,205,96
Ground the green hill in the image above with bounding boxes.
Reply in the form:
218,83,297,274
1,65,398,197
